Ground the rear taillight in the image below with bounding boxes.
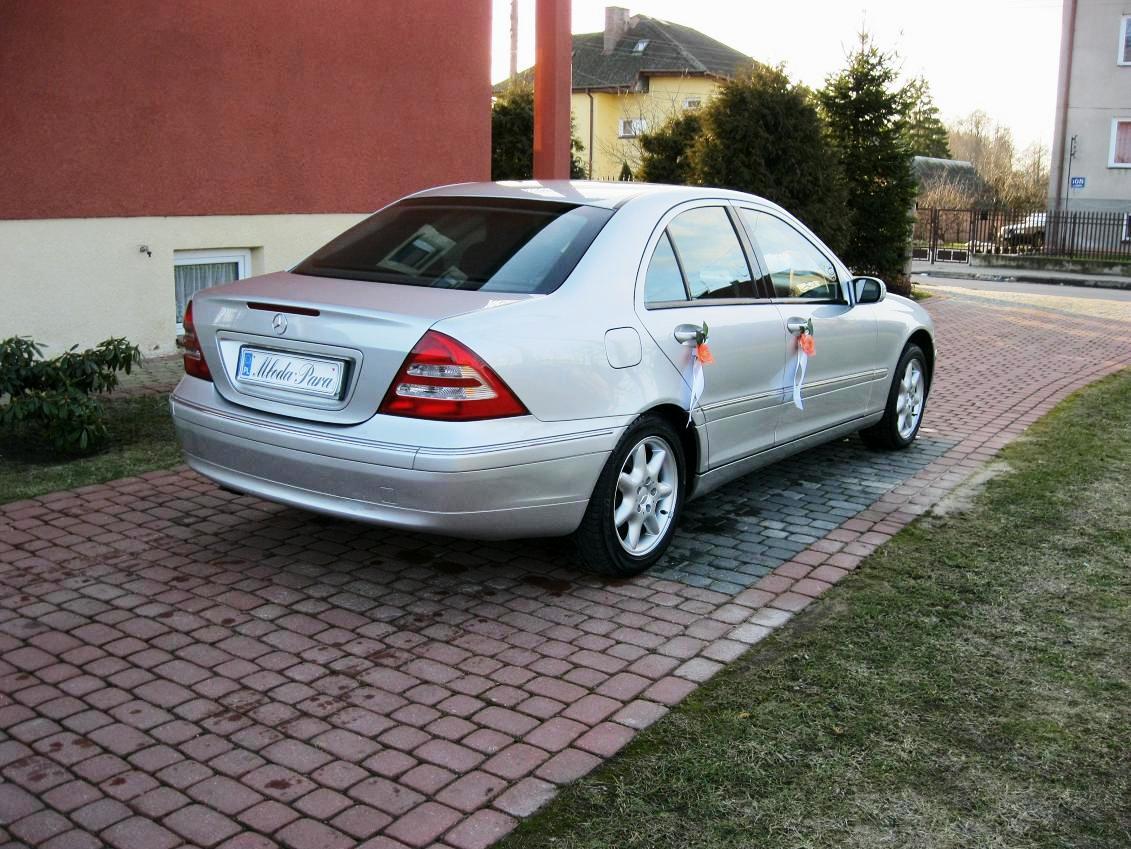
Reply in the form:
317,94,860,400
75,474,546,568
379,331,527,421
178,301,212,382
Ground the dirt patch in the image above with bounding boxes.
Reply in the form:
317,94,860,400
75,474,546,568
928,461,1013,520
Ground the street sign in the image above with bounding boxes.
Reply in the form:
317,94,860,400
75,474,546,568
1070,176,1086,189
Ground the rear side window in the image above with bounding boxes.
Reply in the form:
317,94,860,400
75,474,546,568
643,233,688,304
665,207,755,300
294,197,613,294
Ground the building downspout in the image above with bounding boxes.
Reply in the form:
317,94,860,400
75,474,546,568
587,90,595,178
1049,0,1077,212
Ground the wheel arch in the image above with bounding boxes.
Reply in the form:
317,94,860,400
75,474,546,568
640,403,703,490
908,328,935,387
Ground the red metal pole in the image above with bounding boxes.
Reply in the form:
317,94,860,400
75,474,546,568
533,0,572,180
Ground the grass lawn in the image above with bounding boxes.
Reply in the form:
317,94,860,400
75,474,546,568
0,394,181,504
502,370,1131,849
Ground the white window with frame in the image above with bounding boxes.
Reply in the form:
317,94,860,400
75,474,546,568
173,248,251,327
1109,119,1131,167
1119,16,1131,64
618,117,648,138
682,96,702,110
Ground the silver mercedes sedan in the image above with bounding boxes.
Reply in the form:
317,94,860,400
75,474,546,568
171,181,934,576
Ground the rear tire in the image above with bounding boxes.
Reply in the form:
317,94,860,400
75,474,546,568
574,415,685,577
861,343,928,450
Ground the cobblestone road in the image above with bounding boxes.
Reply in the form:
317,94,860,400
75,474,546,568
2,283,1129,849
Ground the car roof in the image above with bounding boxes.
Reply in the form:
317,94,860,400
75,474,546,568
408,180,769,210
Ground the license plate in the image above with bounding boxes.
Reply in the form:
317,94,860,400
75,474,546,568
236,348,344,397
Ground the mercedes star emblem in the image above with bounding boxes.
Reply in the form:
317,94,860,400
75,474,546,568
272,313,288,335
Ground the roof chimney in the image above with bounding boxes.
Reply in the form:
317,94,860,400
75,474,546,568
604,6,630,55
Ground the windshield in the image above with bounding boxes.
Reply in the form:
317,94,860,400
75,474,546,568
293,197,614,294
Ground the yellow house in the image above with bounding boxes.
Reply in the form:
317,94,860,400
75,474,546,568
570,7,751,180
496,7,750,180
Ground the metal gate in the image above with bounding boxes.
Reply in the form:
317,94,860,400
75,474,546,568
912,208,973,264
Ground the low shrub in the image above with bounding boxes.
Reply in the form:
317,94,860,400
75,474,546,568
0,336,142,454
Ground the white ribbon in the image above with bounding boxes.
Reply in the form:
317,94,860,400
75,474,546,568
686,345,705,424
792,347,808,410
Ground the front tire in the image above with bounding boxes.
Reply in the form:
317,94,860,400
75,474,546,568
574,415,685,577
861,343,928,450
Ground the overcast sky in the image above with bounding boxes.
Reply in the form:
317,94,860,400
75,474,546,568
490,0,1063,152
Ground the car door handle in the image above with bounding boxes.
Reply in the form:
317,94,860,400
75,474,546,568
786,317,808,334
673,324,701,344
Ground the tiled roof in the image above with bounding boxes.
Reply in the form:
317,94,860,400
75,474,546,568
494,15,751,94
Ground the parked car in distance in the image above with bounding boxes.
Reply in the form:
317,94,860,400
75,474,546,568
998,212,1047,251
172,181,935,576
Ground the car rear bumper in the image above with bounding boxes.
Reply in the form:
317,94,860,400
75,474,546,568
170,377,622,539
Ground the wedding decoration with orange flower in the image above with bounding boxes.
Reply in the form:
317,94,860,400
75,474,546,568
792,318,815,410
685,321,712,421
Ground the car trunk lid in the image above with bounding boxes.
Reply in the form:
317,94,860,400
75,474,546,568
189,271,534,425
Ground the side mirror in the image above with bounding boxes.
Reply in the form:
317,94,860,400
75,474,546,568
852,276,886,304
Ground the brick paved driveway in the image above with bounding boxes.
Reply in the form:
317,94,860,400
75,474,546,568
2,285,1130,849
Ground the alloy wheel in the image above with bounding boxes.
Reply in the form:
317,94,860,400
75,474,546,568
896,359,925,440
613,436,679,555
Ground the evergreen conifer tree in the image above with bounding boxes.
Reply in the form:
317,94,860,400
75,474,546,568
638,112,702,185
904,77,951,159
694,65,849,253
818,35,918,290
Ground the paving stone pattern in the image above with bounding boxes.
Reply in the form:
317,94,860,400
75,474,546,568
1,287,1130,849
661,435,954,591
110,356,183,400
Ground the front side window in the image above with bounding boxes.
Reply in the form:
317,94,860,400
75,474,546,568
1111,119,1131,167
740,210,840,300
666,207,755,300
1120,16,1131,64
294,198,613,294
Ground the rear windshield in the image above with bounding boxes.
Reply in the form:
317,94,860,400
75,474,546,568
293,197,614,294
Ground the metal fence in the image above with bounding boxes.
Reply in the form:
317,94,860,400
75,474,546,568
913,207,1131,264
